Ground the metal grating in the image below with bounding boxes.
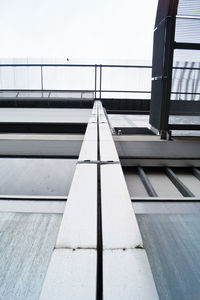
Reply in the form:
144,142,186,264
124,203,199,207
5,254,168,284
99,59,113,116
124,167,200,198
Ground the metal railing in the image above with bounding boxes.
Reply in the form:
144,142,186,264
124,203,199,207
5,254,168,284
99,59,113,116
0,63,152,100
0,63,199,101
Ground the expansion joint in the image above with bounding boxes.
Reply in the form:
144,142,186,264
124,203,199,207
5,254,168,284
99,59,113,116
78,160,120,165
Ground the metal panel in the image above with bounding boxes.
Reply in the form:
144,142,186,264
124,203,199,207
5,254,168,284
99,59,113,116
39,249,96,300
0,200,65,214
121,158,200,167
56,164,97,249
115,140,200,159
99,123,119,162
101,164,142,248
137,213,200,300
103,249,159,300
0,140,82,158
0,108,92,123
78,141,97,161
78,118,97,161
0,212,62,300
0,158,76,196
82,123,97,141
133,202,200,214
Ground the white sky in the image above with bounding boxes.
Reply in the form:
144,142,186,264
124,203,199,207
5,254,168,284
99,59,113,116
0,0,158,62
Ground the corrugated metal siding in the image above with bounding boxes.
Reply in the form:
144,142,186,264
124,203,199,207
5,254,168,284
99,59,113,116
0,212,62,300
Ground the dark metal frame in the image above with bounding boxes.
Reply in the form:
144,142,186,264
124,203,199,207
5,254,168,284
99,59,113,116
150,0,200,137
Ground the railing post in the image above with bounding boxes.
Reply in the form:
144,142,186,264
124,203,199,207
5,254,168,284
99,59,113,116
100,64,102,100
40,66,43,92
94,65,97,99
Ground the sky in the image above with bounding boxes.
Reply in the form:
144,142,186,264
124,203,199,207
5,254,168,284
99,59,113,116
0,0,158,62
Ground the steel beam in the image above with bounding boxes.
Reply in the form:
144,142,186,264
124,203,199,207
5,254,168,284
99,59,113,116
138,167,158,197
192,167,200,181
165,167,195,197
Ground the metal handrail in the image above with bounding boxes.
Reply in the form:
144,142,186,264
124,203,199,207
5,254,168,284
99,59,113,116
0,63,199,100
0,64,152,99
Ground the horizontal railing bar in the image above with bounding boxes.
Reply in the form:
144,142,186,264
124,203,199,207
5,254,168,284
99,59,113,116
0,89,95,93
0,64,199,71
171,91,200,95
173,66,200,70
0,63,152,68
0,64,95,68
0,89,151,94
1,89,200,95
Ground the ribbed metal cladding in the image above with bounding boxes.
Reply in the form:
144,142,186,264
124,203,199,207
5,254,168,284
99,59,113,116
171,0,200,106
177,0,200,17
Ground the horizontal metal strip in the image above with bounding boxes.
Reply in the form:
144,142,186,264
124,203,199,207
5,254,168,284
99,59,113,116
116,141,200,159
0,195,67,201
0,122,87,133
131,197,200,202
120,157,200,160
174,42,200,50
0,99,94,109
0,200,65,213
0,64,152,68
114,127,155,135
169,124,200,130
0,155,78,159
0,140,81,157
176,15,200,20
121,159,200,167
133,202,200,214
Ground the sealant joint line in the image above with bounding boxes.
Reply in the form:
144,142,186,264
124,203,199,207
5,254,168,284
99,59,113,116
96,103,103,300
77,160,120,165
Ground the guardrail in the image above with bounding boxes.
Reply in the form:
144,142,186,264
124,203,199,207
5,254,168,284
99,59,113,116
0,64,152,100
0,63,199,101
